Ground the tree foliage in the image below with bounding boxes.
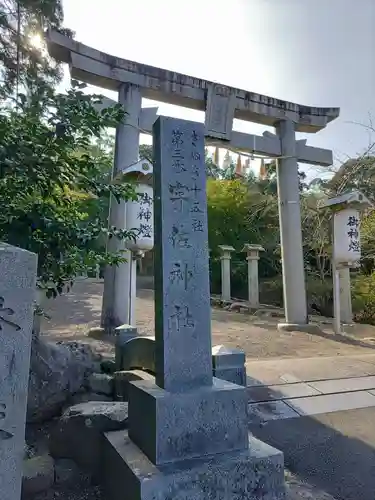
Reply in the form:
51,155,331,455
0,80,138,296
0,0,72,101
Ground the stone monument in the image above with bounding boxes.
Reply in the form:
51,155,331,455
0,243,37,500
102,117,285,500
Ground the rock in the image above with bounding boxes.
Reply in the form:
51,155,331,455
22,454,55,497
100,358,116,374
49,401,128,477
87,326,105,337
69,392,113,405
54,458,82,486
87,373,114,396
229,301,249,312
113,369,155,401
27,335,101,423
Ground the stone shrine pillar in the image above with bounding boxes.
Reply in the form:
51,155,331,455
101,83,142,333
218,245,235,301
102,117,285,500
339,267,353,324
123,159,154,326
320,191,371,331
242,244,264,307
275,119,308,328
0,243,37,500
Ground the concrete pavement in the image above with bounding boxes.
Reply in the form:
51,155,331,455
250,408,375,500
247,354,375,423
247,355,375,499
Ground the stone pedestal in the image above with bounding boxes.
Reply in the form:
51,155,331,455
218,245,235,301
242,244,265,308
101,83,142,333
102,117,285,500
103,431,285,500
114,325,138,370
276,119,308,327
0,244,37,500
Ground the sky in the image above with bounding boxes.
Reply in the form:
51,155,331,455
61,0,375,176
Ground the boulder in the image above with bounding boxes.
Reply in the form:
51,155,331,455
100,358,116,374
22,454,55,498
54,458,83,486
87,373,114,396
27,335,101,423
49,401,128,477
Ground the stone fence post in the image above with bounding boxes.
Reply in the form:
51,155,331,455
218,245,235,301
242,244,265,308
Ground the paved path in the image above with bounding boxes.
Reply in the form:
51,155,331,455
247,356,375,499
250,408,375,500
247,354,375,423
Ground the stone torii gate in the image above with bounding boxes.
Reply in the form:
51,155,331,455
46,30,340,333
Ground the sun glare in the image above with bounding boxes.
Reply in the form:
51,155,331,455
28,33,44,50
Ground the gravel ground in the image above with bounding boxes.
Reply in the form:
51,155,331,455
41,280,375,361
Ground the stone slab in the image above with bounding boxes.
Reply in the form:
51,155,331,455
285,390,375,416
277,323,324,335
212,344,246,368
248,382,321,402
113,370,155,401
248,401,300,425
49,401,128,478
212,345,246,386
0,243,37,500
214,366,247,386
128,378,248,465
118,337,156,373
114,325,140,370
102,430,285,500
309,376,375,394
153,117,212,392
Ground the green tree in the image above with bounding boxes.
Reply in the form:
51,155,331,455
327,155,375,198
0,0,71,101
0,80,137,297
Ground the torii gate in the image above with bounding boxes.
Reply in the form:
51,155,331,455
46,30,340,333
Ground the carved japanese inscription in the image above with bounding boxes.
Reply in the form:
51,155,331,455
0,297,20,332
153,117,212,391
0,403,13,440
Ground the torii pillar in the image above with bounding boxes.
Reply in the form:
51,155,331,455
276,119,309,329
101,84,142,332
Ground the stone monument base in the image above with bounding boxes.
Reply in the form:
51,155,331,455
102,430,285,500
277,322,323,335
